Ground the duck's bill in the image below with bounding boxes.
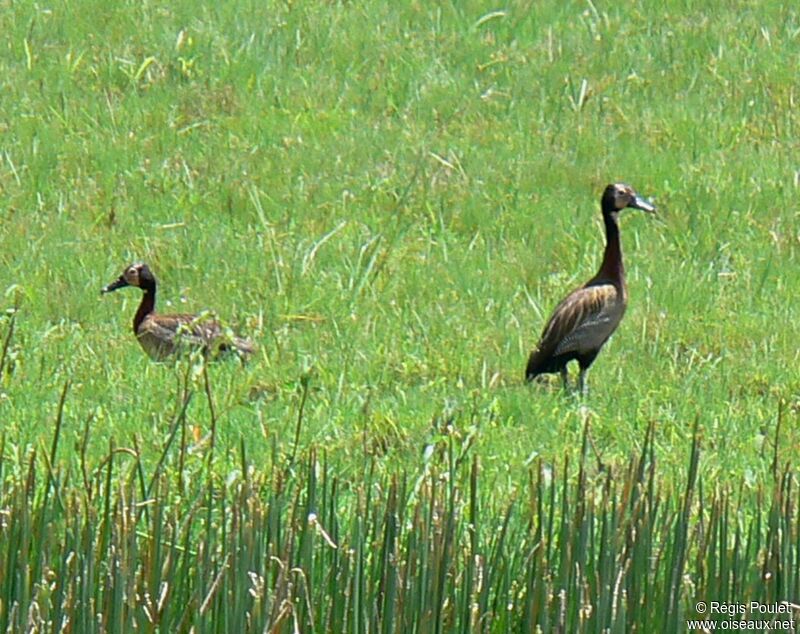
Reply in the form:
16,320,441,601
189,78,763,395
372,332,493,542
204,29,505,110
102,276,129,294
632,195,656,213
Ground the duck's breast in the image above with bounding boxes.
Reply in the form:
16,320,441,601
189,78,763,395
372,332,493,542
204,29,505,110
136,315,179,360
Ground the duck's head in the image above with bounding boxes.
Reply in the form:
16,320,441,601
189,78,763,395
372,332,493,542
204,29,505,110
601,183,655,216
102,262,156,293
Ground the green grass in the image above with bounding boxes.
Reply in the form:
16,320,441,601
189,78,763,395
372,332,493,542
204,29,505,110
2,0,800,628
3,0,798,484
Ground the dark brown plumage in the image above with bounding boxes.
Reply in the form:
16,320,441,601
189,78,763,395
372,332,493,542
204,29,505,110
102,262,255,361
525,183,655,393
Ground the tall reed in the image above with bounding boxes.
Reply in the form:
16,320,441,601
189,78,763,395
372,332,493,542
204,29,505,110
0,399,797,632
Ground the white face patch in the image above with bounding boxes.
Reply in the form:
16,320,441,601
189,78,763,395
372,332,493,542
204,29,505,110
124,266,141,286
613,185,634,210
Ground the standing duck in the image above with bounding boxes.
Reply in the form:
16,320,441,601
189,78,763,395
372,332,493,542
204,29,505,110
102,262,255,361
525,183,655,393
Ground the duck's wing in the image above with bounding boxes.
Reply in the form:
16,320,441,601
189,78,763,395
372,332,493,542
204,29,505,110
530,283,622,364
135,313,221,359
139,313,255,359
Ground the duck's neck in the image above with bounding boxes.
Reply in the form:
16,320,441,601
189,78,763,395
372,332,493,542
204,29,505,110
134,286,156,334
596,211,624,284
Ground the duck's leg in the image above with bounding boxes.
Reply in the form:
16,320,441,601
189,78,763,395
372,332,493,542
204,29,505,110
560,366,569,391
578,368,588,397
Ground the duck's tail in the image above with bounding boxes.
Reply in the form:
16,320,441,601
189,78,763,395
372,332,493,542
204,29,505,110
232,336,256,356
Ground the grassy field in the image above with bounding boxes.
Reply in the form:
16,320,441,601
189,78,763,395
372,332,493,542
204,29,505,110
2,0,800,630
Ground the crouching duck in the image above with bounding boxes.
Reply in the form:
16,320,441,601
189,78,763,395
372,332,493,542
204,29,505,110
102,262,255,361
525,183,655,394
